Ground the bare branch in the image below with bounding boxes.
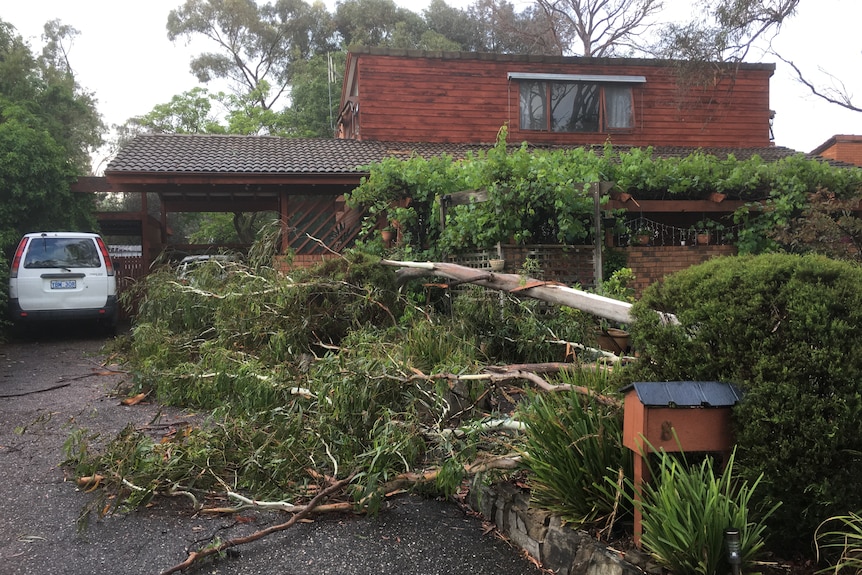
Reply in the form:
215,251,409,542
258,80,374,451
775,51,862,113
535,0,663,56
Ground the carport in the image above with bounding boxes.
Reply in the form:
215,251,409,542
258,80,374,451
85,134,482,267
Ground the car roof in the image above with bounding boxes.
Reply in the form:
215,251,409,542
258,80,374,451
179,255,234,263
23,232,101,238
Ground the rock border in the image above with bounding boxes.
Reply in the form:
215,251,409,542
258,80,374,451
468,480,662,575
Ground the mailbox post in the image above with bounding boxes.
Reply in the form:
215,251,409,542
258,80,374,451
621,381,742,547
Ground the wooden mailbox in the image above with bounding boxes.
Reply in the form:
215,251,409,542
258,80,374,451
621,381,743,546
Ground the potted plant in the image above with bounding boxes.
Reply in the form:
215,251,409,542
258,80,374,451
488,258,505,271
380,226,395,243
691,219,725,246
596,323,631,355
630,226,653,246
593,268,635,355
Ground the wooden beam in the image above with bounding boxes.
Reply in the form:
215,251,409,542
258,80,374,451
442,189,489,206
606,199,748,212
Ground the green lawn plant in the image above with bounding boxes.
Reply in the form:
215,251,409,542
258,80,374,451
632,448,776,575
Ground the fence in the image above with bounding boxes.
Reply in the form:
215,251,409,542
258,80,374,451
114,256,146,320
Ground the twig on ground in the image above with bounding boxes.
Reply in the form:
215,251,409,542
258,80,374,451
0,382,70,398
159,474,355,575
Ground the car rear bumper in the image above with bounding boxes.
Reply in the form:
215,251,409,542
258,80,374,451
8,296,118,323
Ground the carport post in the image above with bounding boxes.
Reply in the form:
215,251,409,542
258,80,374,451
279,191,290,254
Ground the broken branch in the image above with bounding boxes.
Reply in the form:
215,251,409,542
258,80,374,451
160,474,355,575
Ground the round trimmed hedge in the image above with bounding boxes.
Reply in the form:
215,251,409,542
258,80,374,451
625,253,862,553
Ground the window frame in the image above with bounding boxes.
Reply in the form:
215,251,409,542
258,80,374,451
509,72,644,134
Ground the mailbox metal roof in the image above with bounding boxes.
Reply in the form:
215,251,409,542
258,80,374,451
620,381,742,407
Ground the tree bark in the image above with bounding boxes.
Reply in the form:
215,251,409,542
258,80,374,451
380,259,676,325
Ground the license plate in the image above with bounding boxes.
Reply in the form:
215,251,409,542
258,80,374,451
50,280,77,289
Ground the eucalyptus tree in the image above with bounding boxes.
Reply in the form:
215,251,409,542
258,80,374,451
463,0,562,54
533,0,664,56
167,0,335,115
652,0,800,62
334,0,428,48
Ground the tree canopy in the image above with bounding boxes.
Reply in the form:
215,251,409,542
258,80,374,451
0,20,102,253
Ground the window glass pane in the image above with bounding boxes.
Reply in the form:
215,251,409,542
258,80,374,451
551,83,599,132
605,86,633,129
24,238,100,268
519,81,547,130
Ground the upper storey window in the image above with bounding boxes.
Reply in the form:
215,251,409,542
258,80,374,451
510,73,645,133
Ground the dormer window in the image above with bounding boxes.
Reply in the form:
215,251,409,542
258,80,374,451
509,73,645,133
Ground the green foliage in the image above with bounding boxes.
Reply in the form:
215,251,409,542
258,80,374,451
732,155,862,254
347,131,862,258
129,87,227,134
285,52,345,137
517,383,630,529
815,512,862,574
0,21,101,255
625,253,862,551
451,288,590,364
0,250,8,337
596,267,636,303
769,188,862,262
631,449,775,575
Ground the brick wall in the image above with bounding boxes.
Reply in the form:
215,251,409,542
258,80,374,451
274,253,340,273
626,245,737,296
812,135,862,167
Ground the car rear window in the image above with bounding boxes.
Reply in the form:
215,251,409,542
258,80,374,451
23,237,101,269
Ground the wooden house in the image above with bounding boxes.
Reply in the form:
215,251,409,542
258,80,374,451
101,49,803,301
337,47,776,148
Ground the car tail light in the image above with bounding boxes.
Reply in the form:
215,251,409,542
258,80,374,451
10,237,28,278
95,237,114,276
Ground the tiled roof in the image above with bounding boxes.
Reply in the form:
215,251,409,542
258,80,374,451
347,46,777,73
105,134,488,175
106,134,810,176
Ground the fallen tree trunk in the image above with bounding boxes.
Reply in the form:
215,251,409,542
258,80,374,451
381,259,677,325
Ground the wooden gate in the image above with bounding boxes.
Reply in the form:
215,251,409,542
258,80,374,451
114,256,146,320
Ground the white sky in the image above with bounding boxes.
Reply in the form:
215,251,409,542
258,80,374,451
3,0,861,167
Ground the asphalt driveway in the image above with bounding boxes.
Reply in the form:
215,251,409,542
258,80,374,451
0,325,543,575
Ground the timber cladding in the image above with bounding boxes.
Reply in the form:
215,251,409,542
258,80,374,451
344,48,775,148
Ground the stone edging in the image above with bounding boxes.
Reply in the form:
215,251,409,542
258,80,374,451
467,480,662,575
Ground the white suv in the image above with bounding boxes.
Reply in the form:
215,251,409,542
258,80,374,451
8,232,118,332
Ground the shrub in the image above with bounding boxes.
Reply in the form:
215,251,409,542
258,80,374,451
625,253,862,552
632,449,775,575
0,250,8,337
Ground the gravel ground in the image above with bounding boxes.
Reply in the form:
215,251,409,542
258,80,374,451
0,324,543,575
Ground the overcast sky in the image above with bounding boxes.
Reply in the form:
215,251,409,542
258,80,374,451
5,0,861,168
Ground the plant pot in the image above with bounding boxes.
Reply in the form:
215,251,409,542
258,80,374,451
696,233,710,245
380,229,394,243
633,234,650,246
489,259,505,271
596,328,630,355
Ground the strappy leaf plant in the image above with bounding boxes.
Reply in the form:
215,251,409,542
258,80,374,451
815,512,862,575
517,379,631,530
628,448,777,575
